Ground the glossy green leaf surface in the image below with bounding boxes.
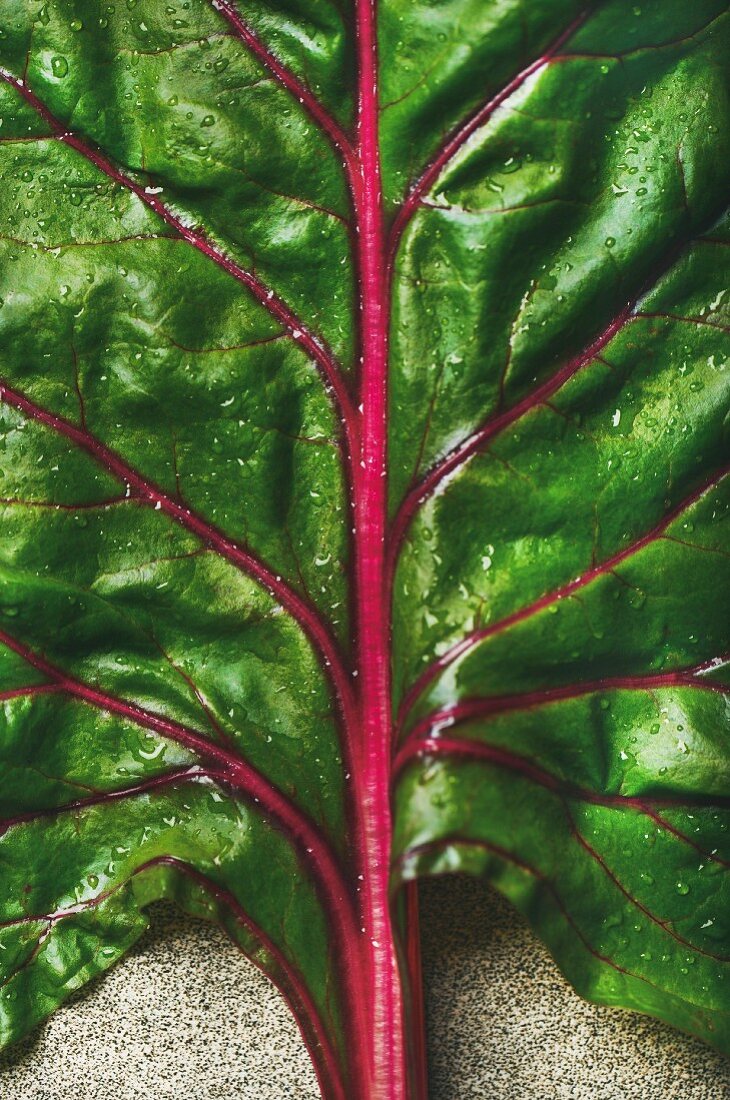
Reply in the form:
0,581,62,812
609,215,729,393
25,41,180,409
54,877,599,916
0,1,727,1095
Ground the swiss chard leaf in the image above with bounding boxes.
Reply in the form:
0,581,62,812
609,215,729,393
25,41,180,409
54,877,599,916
0,1,728,1096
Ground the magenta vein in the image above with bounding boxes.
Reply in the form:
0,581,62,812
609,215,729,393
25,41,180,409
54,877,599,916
386,8,593,265
0,765,211,836
399,660,728,742
397,465,729,723
209,0,356,173
0,853,347,1100
394,726,730,824
0,625,362,974
396,723,730,952
0,66,357,442
566,813,730,963
388,297,637,572
0,378,358,735
0,684,60,703
394,836,725,996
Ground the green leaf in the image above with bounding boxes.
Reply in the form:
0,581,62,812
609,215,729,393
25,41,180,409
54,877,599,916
0,0,727,1095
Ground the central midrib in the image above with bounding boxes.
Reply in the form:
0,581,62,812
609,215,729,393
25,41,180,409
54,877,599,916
348,0,408,1097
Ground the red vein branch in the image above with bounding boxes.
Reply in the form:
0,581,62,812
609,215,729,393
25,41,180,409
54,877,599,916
0,378,357,737
566,812,730,962
0,853,348,1100
208,0,356,175
0,625,366,990
386,8,593,267
399,660,728,744
0,766,212,836
397,465,730,725
394,837,720,996
0,684,60,702
388,297,637,576
394,727,730,824
0,67,358,447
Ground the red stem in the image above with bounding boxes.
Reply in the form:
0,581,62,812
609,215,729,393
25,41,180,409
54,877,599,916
345,0,415,1095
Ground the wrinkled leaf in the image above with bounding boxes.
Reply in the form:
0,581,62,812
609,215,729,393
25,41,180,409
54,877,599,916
0,1,728,1096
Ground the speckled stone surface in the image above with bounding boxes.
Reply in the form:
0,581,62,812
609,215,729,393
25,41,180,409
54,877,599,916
420,878,730,1100
1,877,728,1099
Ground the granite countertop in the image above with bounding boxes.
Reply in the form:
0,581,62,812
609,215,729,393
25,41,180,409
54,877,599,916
2,876,728,1099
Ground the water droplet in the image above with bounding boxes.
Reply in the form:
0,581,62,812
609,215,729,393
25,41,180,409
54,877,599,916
605,237,616,249
676,881,690,896
628,589,646,610
200,114,215,127
51,56,69,78
70,18,83,31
